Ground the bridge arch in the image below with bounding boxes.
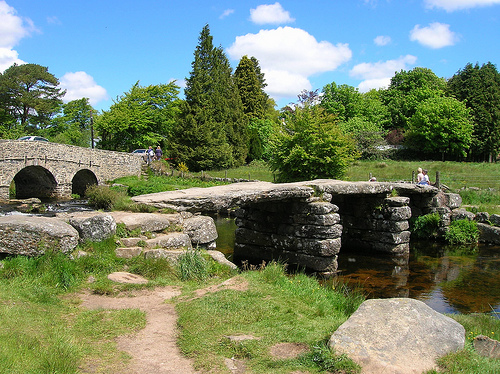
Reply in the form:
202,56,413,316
72,169,98,197
13,165,58,199
0,140,142,201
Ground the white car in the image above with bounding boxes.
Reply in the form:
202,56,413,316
18,136,49,142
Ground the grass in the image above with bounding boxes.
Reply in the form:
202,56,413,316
0,239,499,373
176,262,364,373
112,159,500,214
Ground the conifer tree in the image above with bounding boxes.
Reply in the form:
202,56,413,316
170,24,247,171
448,62,500,162
234,55,268,119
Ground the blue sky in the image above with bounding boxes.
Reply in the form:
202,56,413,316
1,0,499,111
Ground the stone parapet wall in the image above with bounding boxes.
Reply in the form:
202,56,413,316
0,140,142,199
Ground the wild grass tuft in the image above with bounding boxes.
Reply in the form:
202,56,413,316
176,249,208,281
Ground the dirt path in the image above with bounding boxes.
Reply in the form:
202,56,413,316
79,286,199,374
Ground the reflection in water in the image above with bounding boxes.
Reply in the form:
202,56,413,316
333,242,500,316
214,216,500,316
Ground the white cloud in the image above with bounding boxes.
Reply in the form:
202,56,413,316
219,9,234,19
424,0,500,11
250,3,295,25
59,71,108,106
350,55,417,92
410,22,458,49
228,26,351,98
0,47,24,71
0,0,37,72
374,35,391,46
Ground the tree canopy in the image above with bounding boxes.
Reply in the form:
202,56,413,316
382,67,446,130
406,96,473,161
269,104,359,182
0,63,65,136
49,98,94,147
447,62,500,162
96,81,180,152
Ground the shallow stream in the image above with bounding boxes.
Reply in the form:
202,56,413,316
213,215,500,317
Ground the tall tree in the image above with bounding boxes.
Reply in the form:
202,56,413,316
170,24,247,171
0,63,65,132
448,62,500,162
382,67,446,130
234,55,268,119
96,81,180,152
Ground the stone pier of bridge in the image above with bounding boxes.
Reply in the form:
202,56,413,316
132,180,461,273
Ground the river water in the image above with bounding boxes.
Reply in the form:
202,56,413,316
213,216,500,317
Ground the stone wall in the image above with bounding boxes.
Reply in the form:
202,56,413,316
234,198,342,273
0,140,142,199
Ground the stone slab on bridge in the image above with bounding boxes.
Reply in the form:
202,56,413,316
132,180,444,273
131,179,438,213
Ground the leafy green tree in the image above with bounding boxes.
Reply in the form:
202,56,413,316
338,117,385,159
0,63,65,132
447,62,500,162
269,105,359,182
406,96,473,161
48,98,94,147
382,67,446,130
96,81,180,152
321,83,389,157
321,83,362,123
171,24,247,171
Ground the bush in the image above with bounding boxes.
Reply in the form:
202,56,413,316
269,106,359,182
86,185,121,210
445,219,479,245
411,213,441,239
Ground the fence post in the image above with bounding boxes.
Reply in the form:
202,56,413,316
412,170,415,183
369,172,372,181
435,171,440,188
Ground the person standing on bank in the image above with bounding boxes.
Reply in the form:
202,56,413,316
155,146,163,161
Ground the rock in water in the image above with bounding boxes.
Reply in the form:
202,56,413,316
329,298,465,374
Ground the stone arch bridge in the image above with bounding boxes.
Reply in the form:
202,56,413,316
132,180,461,273
0,140,142,200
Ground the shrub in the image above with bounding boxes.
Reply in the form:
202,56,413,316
445,219,479,245
85,185,121,210
411,213,441,239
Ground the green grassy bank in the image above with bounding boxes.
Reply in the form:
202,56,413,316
1,240,499,373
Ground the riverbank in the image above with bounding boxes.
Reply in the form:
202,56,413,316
1,241,500,373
